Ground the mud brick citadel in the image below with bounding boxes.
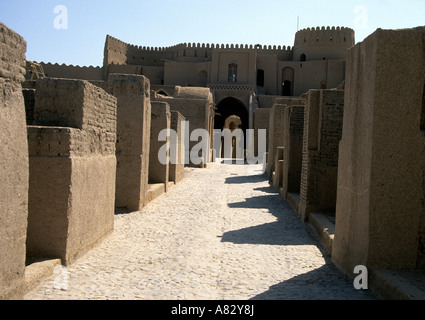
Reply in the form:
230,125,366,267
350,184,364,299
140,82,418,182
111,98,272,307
1,20,425,300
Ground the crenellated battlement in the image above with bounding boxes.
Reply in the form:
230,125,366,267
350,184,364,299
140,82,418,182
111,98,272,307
26,62,104,81
294,26,355,47
37,62,103,69
106,34,293,53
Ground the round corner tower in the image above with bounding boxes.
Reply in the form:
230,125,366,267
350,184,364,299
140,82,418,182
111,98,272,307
292,26,355,62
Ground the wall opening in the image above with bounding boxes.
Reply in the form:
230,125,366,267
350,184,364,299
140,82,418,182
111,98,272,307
282,67,295,96
214,97,249,160
300,54,306,62
228,63,237,83
257,69,265,87
215,97,248,132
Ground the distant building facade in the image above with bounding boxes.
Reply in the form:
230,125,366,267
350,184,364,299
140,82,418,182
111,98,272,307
29,26,355,132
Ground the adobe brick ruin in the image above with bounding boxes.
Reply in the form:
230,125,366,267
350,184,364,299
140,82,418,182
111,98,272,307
298,89,345,222
26,78,118,266
102,74,151,211
264,27,425,296
332,27,425,275
1,20,425,300
0,22,28,300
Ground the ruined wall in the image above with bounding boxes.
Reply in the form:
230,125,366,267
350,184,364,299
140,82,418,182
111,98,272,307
149,102,171,190
299,89,344,221
103,74,151,211
0,23,28,300
332,27,425,275
153,86,214,165
26,78,117,265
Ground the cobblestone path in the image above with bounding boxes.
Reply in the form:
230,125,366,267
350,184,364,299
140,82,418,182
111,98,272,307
25,163,376,300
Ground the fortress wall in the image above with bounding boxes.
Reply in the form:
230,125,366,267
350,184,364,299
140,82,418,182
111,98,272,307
104,74,151,211
298,89,344,222
332,27,425,275
104,35,294,67
27,62,104,81
27,78,117,265
104,35,128,66
0,23,28,300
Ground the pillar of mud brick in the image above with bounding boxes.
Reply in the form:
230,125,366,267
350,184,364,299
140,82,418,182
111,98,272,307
281,105,305,212
153,86,214,167
169,111,186,184
147,101,171,203
253,108,270,157
26,78,117,266
272,147,284,190
332,27,425,275
105,74,151,211
0,23,28,300
266,104,287,177
298,89,344,222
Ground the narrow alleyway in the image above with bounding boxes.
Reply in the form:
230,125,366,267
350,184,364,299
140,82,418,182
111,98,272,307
25,163,375,300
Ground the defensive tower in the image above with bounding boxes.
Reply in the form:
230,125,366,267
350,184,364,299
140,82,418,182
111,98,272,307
293,26,355,61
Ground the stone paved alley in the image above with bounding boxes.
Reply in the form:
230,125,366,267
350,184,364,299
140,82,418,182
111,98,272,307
25,163,376,300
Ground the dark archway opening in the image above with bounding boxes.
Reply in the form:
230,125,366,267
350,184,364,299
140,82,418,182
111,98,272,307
214,97,249,161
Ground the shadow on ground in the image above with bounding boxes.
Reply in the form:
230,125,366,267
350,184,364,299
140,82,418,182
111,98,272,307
249,265,376,300
221,173,315,246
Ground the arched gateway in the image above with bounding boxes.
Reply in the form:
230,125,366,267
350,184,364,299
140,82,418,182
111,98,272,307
214,97,249,161
214,97,249,132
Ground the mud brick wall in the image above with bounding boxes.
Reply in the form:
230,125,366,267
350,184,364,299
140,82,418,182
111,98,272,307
253,108,270,157
282,105,305,198
153,96,212,165
104,74,151,211
149,102,171,191
332,27,425,275
26,78,117,266
170,111,185,184
266,104,287,177
0,23,28,300
299,89,344,221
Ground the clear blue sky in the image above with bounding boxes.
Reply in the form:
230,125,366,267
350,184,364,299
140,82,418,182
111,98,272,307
0,0,424,67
